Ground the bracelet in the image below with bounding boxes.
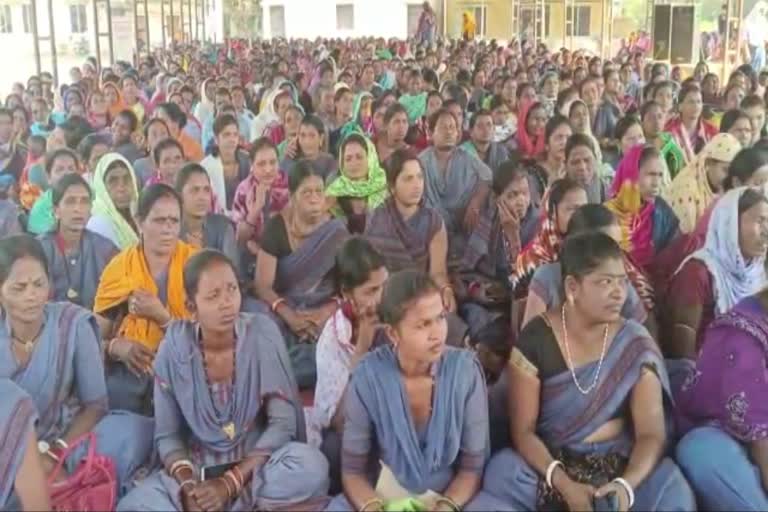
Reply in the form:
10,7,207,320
545,460,564,488
271,297,286,313
359,498,384,512
220,474,236,499
54,439,69,451
106,338,119,359
435,496,461,512
223,470,242,498
169,459,194,479
612,477,635,508
231,465,245,487
44,450,60,463
179,479,195,493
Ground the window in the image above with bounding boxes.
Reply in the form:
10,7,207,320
472,5,486,37
566,5,591,37
269,5,285,38
70,4,87,33
519,5,549,38
0,5,11,33
22,4,31,33
336,4,354,31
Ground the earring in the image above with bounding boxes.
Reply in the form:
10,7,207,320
567,295,575,306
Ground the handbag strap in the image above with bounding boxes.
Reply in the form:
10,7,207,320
47,432,97,486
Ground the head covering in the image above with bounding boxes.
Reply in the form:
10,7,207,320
326,133,388,213
516,101,546,159
91,152,139,249
340,92,375,141
102,82,125,119
663,133,741,234
193,78,215,126
683,187,767,313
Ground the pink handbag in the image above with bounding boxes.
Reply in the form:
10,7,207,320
48,432,117,512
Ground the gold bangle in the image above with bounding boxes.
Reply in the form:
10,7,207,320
360,497,384,512
271,297,286,313
435,496,461,512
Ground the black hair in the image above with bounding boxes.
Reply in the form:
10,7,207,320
547,177,585,216
725,147,768,189
383,103,408,125
677,83,701,105
472,315,511,358
341,133,368,158
492,156,529,196
613,115,642,141
288,159,323,194
183,249,240,299
44,148,79,176
249,137,278,161
555,87,578,113
76,133,110,163
115,109,139,132
377,270,440,326
153,137,184,165
384,148,422,188
103,156,131,183
299,114,325,136
741,95,766,110
51,172,92,207
638,145,662,168
565,133,596,160
739,187,768,216
157,102,187,129
59,116,94,149
544,114,571,143
720,109,752,134
136,183,182,221
489,94,506,112
175,162,210,193
428,107,458,132
143,117,170,139
639,100,662,120
335,237,386,292
213,113,239,137
561,232,623,281
566,204,617,236
469,109,493,130
0,235,49,283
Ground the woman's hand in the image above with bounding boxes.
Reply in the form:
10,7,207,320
284,138,299,159
497,198,520,232
130,290,170,325
442,287,457,313
190,479,230,512
355,311,380,356
558,478,596,512
180,482,204,512
594,481,630,512
246,183,268,222
111,338,155,376
281,308,316,339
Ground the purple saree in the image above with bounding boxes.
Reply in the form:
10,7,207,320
481,320,695,511
0,379,37,509
116,313,330,511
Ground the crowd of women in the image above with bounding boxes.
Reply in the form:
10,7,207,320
3,33,768,512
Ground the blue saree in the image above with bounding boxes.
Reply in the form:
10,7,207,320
116,313,330,511
482,320,695,511
38,229,119,310
0,379,37,509
0,302,154,496
325,346,507,511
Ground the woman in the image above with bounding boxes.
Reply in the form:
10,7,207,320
514,101,546,159
116,250,330,512
175,163,240,270
458,157,539,337
38,173,118,310
641,101,686,179
606,145,679,274
27,148,80,235
666,187,768,359
133,118,171,187
325,270,506,512
720,109,755,148
0,235,154,497
664,133,742,234
509,178,588,296
326,133,388,233
481,232,695,511
523,204,650,329
0,378,50,511
103,82,126,120
569,99,612,182
676,270,768,510
365,149,454,309
564,134,608,204
200,113,251,213
280,115,337,182
614,116,646,165
666,84,719,163
253,161,349,389
193,78,216,128
94,184,197,414
86,90,110,131
525,116,572,207
86,153,140,250
155,102,204,163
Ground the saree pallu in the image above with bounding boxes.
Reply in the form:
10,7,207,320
482,320,696,511
364,200,443,273
0,379,37,508
38,230,119,310
94,241,196,351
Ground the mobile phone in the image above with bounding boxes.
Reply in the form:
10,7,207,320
200,461,238,481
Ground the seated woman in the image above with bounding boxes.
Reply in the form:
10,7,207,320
280,115,338,182
27,148,80,235
665,84,718,163
720,108,755,148
364,149,455,311
663,133,741,234
175,163,239,270
253,161,349,389
676,275,768,511
564,134,607,204
512,101,546,159
0,235,154,497
640,100,687,180
524,204,650,328
325,270,506,512
200,113,251,213
154,102,204,163
509,177,588,298
458,156,539,337
116,250,330,512
38,173,118,310
606,145,679,276
482,232,695,511
326,133,388,233
0,379,50,511
87,152,140,249
525,115,572,207
94,184,197,415
666,187,768,360
132,118,171,187
145,138,186,188
311,237,388,492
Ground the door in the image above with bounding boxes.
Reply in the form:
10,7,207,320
407,4,422,37
269,5,285,38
